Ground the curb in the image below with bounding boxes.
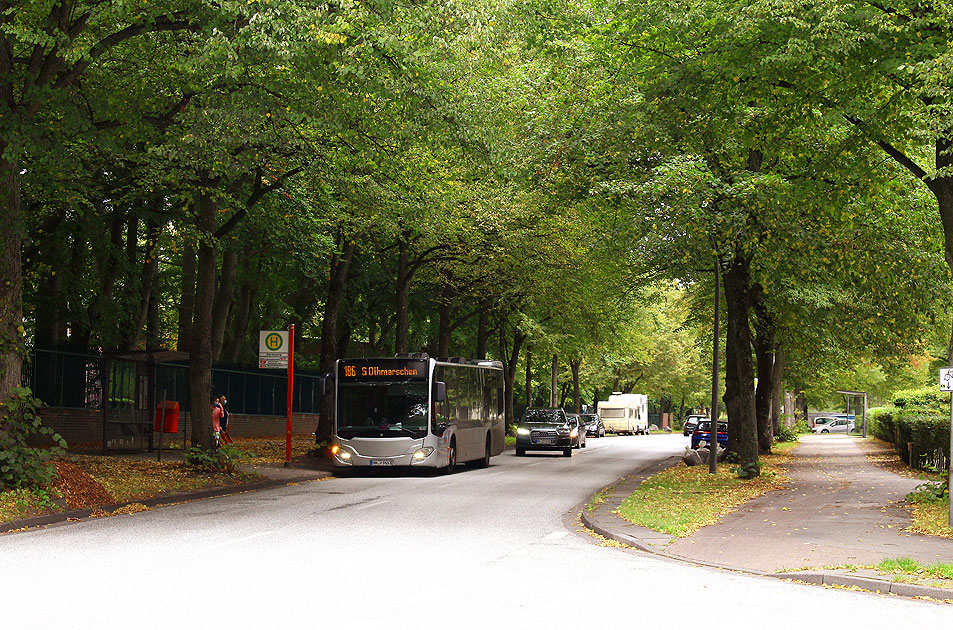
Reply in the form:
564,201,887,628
777,572,953,601
580,458,953,602
0,469,329,535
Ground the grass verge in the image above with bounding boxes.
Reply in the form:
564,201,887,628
0,488,63,523
908,497,953,538
615,441,796,537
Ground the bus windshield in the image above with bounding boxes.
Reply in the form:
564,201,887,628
337,381,429,439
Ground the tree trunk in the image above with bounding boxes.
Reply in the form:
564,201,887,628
753,297,776,454
210,247,239,362
317,240,355,443
394,235,410,354
770,346,785,434
223,256,261,364
721,254,759,474
177,243,197,352
550,353,558,407
476,302,489,359
499,328,525,428
525,346,532,409
189,194,218,451
34,238,64,349
437,282,452,357
570,359,581,413
0,155,22,400
129,222,160,351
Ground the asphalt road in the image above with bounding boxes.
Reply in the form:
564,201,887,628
1,434,950,628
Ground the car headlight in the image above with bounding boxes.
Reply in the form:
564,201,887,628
412,447,434,462
517,428,530,435
570,429,578,438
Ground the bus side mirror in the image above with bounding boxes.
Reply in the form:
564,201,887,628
433,381,447,402
319,373,334,397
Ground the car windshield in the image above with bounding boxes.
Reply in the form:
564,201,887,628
581,415,598,423
521,409,564,424
697,421,728,432
337,381,429,439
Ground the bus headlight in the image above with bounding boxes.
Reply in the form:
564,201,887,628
517,428,530,435
412,447,434,462
570,429,578,438
334,448,352,462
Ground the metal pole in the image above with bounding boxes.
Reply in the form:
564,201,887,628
847,397,851,434
949,394,952,528
157,389,166,462
285,324,295,467
710,258,720,475
863,393,867,438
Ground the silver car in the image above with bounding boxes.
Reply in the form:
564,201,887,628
813,418,854,434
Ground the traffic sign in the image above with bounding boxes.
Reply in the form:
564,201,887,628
259,330,289,368
940,368,953,392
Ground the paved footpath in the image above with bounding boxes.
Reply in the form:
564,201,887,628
584,434,953,599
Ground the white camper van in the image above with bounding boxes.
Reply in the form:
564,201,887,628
597,393,649,435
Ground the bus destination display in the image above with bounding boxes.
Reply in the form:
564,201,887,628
339,359,428,380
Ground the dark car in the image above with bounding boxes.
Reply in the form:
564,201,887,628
566,413,587,449
515,408,577,457
683,414,707,437
691,420,728,449
581,413,605,438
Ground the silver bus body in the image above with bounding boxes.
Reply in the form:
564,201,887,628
331,356,505,469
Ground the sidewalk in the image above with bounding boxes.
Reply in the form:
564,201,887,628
582,435,953,600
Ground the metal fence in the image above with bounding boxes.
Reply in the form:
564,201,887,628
24,349,322,415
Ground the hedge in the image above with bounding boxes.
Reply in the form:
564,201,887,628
867,404,949,470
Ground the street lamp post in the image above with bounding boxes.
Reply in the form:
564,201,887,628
709,259,721,475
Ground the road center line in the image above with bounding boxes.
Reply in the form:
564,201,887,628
354,499,390,510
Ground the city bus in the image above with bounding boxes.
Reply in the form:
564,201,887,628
329,355,505,472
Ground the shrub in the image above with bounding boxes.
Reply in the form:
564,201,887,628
867,405,898,443
891,388,946,413
775,424,798,443
186,444,240,473
0,387,67,490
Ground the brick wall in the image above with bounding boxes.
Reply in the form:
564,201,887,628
37,407,320,447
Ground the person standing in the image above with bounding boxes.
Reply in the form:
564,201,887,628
211,395,223,444
218,394,233,444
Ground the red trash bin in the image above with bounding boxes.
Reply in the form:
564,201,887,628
154,401,180,433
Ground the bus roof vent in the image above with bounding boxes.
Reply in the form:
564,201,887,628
396,352,430,359
448,356,465,363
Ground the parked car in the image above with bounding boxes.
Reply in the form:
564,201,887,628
515,408,577,457
811,416,836,430
813,418,855,434
683,414,707,437
691,420,728,449
566,413,587,449
581,413,605,438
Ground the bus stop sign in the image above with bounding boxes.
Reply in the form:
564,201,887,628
259,330,289,369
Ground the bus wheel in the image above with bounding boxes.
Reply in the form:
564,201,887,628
477,435,491,468
516,447,525,456
443,440,457,474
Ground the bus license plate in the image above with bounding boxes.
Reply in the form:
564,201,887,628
369,459,394,466
534,438,555,445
